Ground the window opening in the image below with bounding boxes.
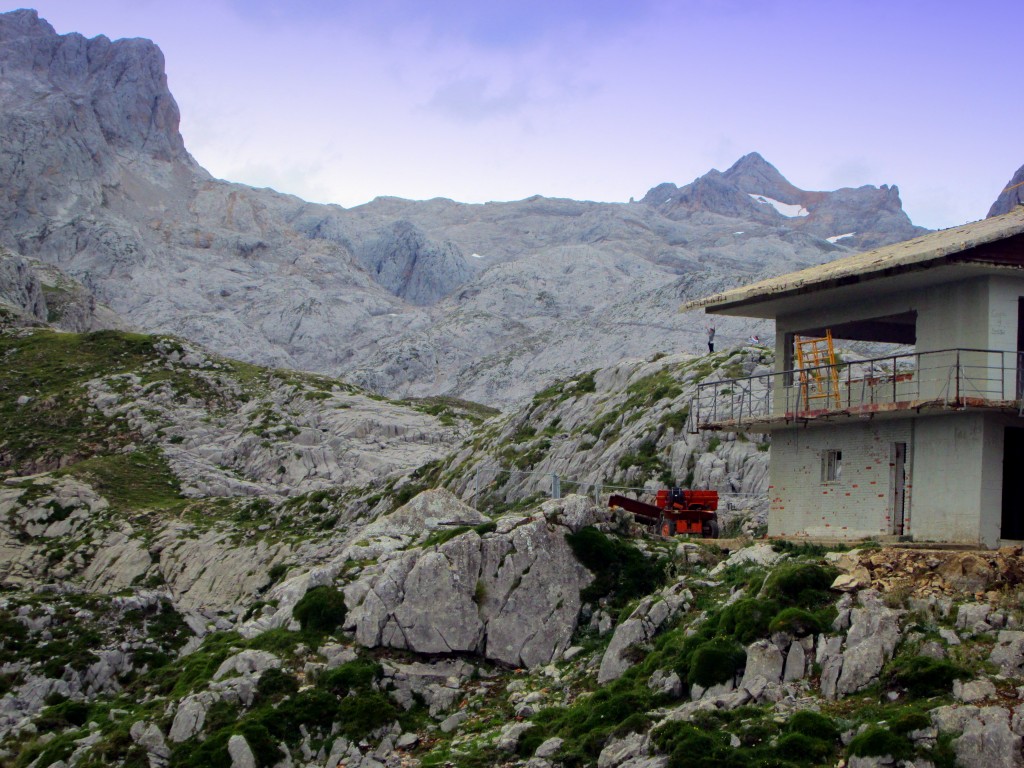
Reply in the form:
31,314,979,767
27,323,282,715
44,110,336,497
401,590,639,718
822,449,842,482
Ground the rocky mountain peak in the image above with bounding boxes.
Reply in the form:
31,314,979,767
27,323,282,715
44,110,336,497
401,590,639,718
0,7,53,39
640,152,925,250
989,162,1024,218
0,8,189,164
721,152,803,202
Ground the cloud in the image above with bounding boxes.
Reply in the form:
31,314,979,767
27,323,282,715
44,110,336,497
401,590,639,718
425,76,532,122
222,0,658,50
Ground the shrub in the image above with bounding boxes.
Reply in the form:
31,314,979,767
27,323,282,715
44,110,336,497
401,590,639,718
775,731,834,762
687,638,746,688
317,658,382,696
884,656,969,698
762,562,837,609
566,527,666,606
0,673,20,697
35,700,90,730
890,711,932,734
336,691,399,739
174,729,233,768
716,598,780,645
292,586,347,635
255,667,298,701
785,710,839,743
236,721,281,767
651,722,731,768
263,689,340,739
246,628,306,655
848,727,913,760
768,607,827,637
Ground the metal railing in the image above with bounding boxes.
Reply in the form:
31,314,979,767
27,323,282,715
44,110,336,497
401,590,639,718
693,348,1024,429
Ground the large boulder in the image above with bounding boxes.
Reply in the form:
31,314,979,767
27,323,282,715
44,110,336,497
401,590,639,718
740,639,784,693
820,590,901,698
932,705,1023,768
990,631,1024,676
345,496,598,668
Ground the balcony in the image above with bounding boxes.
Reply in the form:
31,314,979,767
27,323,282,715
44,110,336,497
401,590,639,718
692,348,1024,431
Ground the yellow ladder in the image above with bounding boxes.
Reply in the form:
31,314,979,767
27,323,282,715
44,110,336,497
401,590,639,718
794,331,841,409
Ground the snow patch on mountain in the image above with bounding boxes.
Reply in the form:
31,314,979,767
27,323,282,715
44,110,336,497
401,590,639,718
826,232,856,243
748,194,809,218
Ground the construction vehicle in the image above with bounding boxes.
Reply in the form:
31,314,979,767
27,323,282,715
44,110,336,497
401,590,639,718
609,488,720,538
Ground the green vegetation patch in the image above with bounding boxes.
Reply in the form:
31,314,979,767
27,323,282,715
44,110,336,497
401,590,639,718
0,329,160,471
402,396,500,426
761,561,838,608
526,678,660,766
648,706,841,768
566,527,667,608
392,458,446,507
883,655,969,698
171,649,399,768
58,448,184,514
292,586,347,635
623,369,684,411
617,438,673,487
687,637,747,687
848,726,914,761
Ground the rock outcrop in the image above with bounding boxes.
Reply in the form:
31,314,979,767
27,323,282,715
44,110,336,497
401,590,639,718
989,163,1024,218
0,250,45,323
819,591,901,698
598,583,692,683
345,496,600,668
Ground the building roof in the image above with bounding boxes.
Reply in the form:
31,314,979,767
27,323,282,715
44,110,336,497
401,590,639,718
683,206,1024,315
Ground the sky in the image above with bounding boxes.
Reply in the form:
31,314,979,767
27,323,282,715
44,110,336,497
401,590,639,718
13,0,1024,229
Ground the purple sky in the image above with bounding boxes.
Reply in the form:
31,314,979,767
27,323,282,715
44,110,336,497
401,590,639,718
15,0,1024,229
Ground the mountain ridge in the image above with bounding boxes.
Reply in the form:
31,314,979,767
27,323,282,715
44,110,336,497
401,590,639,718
0,9,932,406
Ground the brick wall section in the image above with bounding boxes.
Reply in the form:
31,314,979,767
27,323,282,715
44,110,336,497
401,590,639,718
769,420,912,540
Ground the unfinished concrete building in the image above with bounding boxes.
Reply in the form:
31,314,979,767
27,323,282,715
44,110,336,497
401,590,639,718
688,207,1024,547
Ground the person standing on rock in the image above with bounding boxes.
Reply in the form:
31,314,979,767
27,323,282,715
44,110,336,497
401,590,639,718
707,325,716,353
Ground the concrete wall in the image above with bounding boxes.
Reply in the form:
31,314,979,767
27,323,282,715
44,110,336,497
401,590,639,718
769,411,1021,547
986,277,1024,398
768,275,1024,411
910,413,989,546
772,276,993,355
768,419,912,540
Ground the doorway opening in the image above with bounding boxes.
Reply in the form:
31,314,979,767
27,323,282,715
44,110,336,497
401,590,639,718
1002,427,1024,540
890,442,907,535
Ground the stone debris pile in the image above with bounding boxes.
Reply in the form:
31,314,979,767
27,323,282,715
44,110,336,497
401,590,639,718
828,545,1024,599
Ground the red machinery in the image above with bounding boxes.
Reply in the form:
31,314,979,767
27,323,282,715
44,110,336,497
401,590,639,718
609,488,720,538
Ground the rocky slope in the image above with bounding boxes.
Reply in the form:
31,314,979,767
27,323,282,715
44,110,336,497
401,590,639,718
0,9,929,406
432,345,773,537
5,323,1024,767
990,163,1024,217
0,247,122,332
6,490,1024,768
0,324,491,613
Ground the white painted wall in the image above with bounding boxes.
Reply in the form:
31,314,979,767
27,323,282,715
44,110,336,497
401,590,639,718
911,414,987,545
769,419,912,540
